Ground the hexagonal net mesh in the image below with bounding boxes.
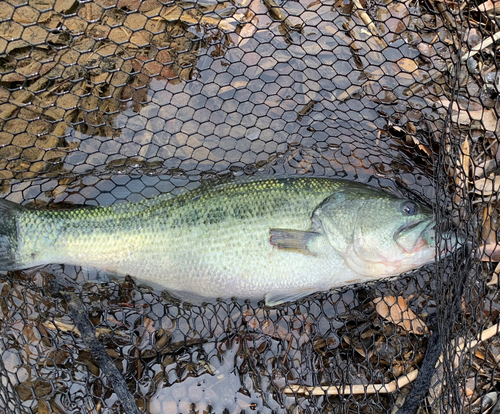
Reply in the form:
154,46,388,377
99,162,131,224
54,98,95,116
0,0,498,412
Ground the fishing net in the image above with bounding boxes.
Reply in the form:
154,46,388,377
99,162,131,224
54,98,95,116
0,0,498,412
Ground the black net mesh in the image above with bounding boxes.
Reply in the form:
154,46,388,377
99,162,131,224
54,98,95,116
0,0,498,412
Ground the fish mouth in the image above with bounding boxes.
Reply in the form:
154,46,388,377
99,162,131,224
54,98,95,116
394,219,436,254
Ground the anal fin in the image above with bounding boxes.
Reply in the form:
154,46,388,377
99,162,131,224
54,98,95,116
265,287,319,306
269,229,319,255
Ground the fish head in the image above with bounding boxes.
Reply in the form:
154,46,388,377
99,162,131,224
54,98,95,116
314,188,449,277
350,198,437,276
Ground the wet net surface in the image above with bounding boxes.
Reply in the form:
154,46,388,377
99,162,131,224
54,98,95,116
0,0,499,413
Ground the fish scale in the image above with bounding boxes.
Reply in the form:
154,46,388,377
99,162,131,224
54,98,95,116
0,177,447,306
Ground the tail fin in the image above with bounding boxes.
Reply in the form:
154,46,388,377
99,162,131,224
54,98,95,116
0,199,23,271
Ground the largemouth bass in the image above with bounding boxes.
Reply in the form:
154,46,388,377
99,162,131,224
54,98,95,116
0,177,452,305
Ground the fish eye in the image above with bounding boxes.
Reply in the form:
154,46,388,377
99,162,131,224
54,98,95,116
401,201,418,216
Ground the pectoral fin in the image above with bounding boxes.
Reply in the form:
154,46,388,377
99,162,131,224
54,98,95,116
265,287,320,306
269,229,319,254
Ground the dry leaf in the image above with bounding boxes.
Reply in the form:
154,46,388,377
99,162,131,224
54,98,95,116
460,138,470,179
143,316,155,333
474,0,500,13
411,135,432,156
465,377,476,398
438,99,498,132
373,296,428,335
43,320,80,335
455,138,470,204
472,159,496,178
473,176,500,196
239,22,257,39
159,6,238,31
478,242,500,261
453,108,498,132
488,263,500,285
406,122,416,135
343,335,367,357
476,0,495,10
397,58,418,72
439,98,482,112
488,272,499,285
246,316,260,330
307,0,322,7
306,0,322,10
473,348,486,361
